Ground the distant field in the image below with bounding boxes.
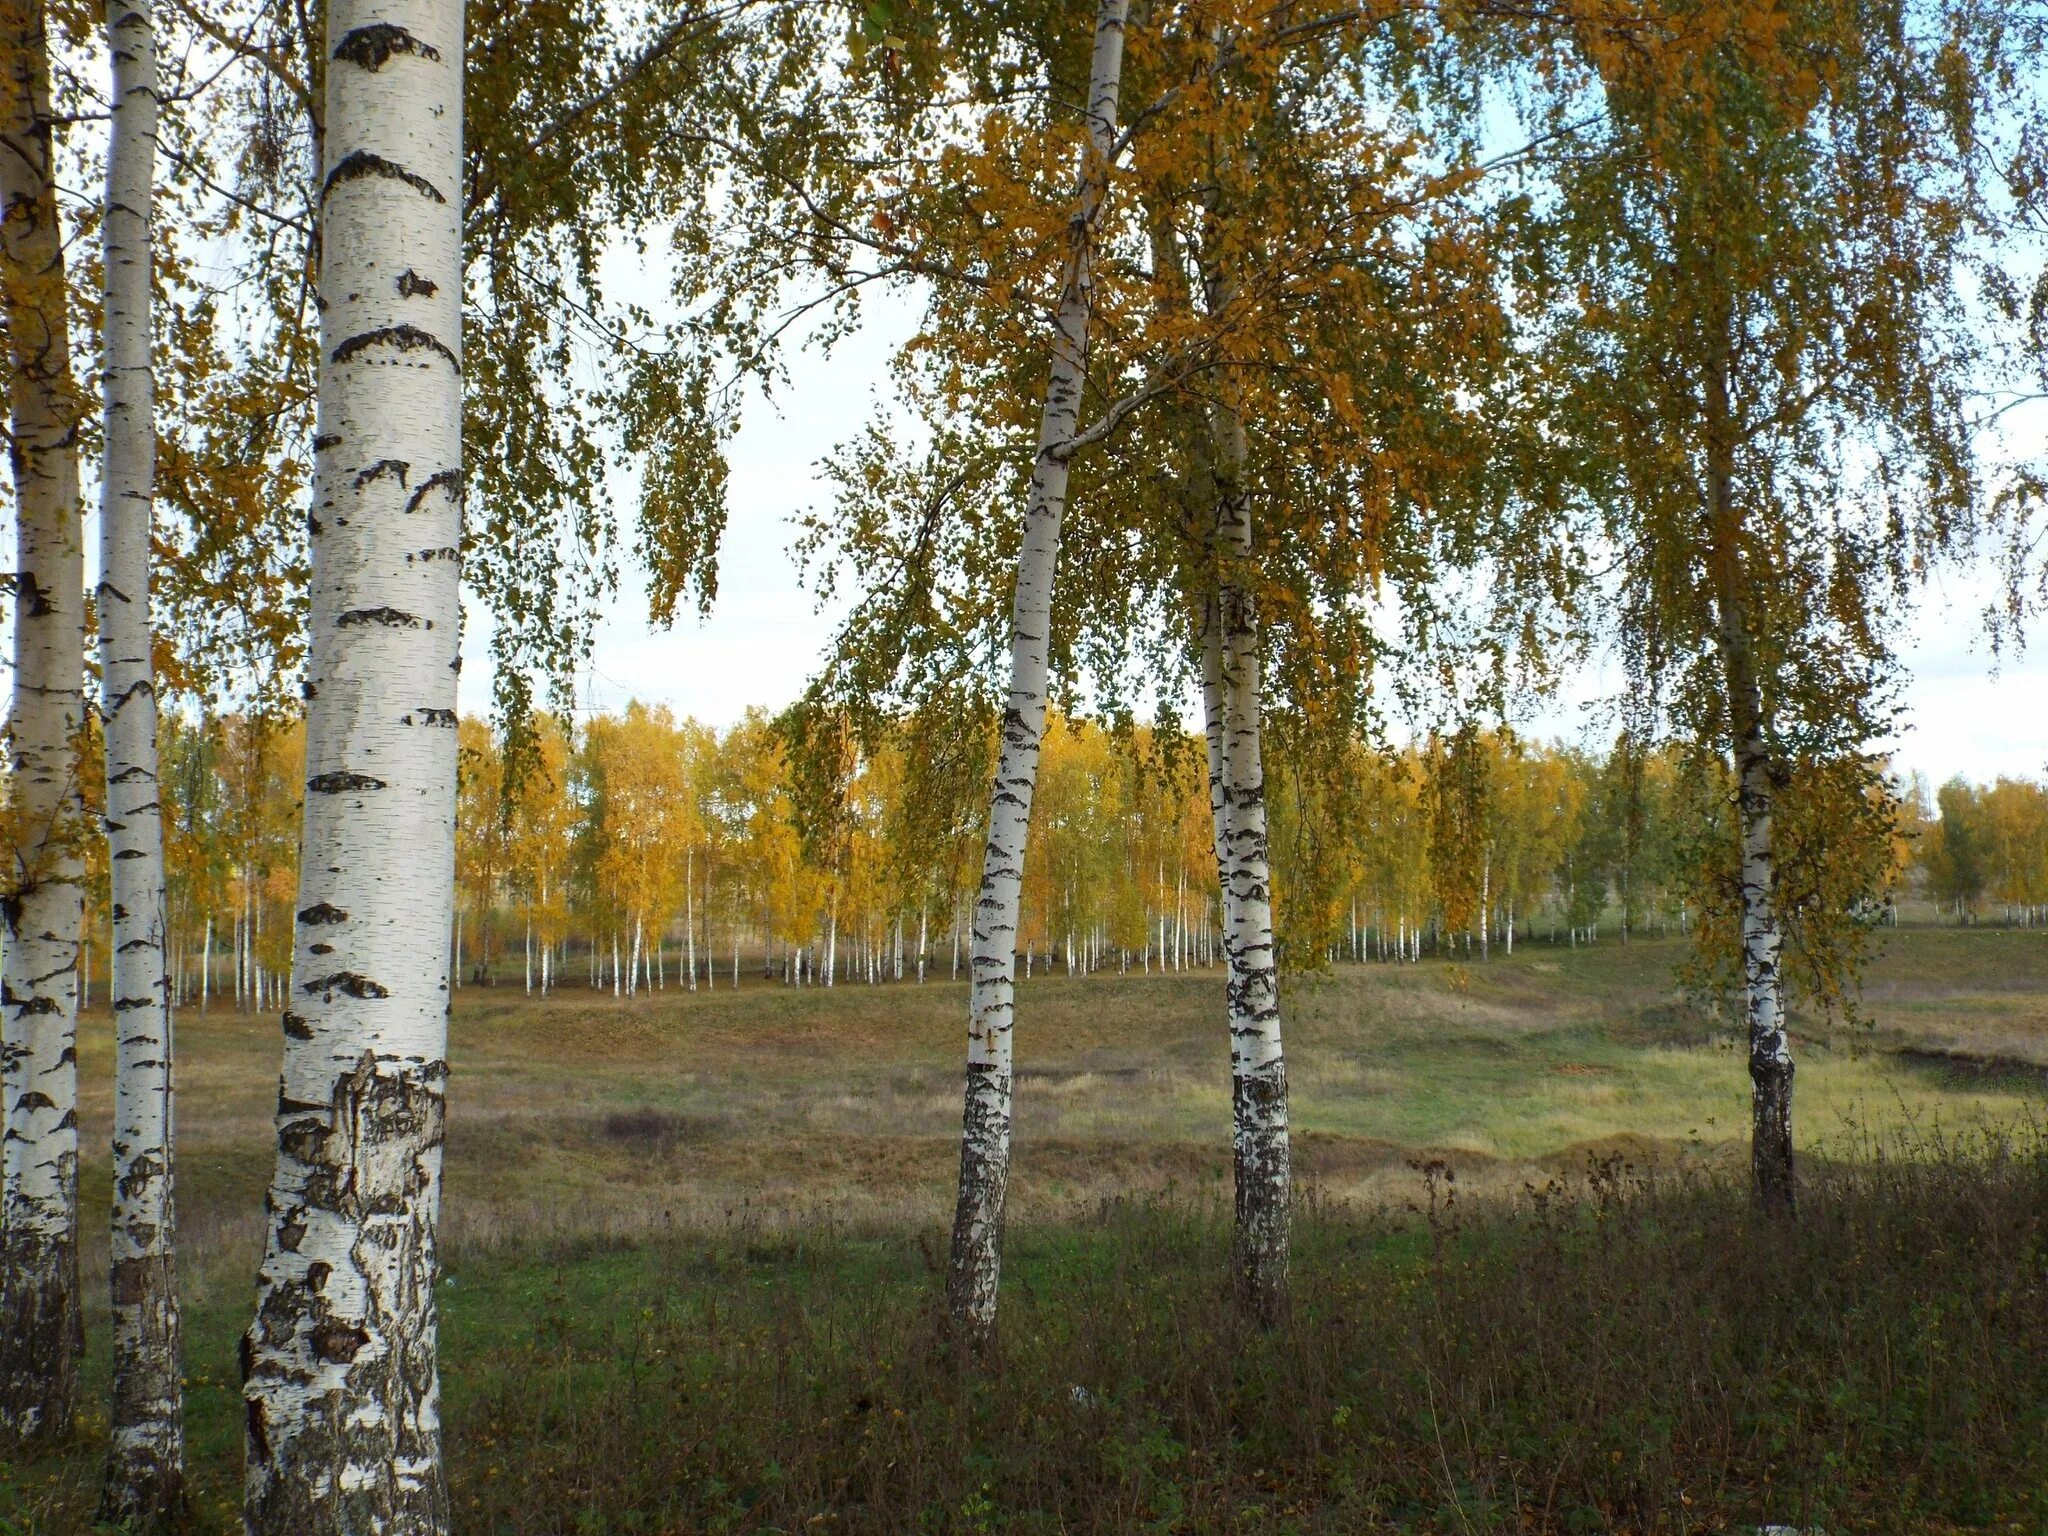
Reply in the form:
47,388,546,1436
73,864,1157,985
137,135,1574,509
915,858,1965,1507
84,927,2048,1253
13,927,2047,1533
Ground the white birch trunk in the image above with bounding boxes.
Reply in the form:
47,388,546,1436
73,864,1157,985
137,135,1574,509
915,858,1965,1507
1197,479,1290,1321
0,0,88,1447
1480,851,1490,961
685,851,697,992
1708,337,1794,1216
242,5,462,1528
948,0,1129,1341
97,8,183,1509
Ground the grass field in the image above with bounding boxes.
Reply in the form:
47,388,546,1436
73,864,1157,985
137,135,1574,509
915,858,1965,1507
8,928,2048,1533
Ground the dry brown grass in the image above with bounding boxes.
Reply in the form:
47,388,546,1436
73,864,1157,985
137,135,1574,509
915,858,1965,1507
61,929,2046,1292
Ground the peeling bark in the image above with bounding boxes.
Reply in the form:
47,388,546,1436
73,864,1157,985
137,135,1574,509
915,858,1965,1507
96,0,183,1522
948,0,1130,1343
0,0,87,1448
242,4,463,1530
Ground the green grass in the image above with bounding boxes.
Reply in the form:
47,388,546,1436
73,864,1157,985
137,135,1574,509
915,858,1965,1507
10,928,2048,1532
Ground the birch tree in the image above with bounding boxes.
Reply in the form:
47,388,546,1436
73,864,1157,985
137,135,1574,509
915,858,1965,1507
240,0,464,1526
0,0,88,1449
1124,0,1570,1318
948,0,1132,1342
97,0,184,1519
798,0,1578,1328
1541,0,2028,1210
1196,420,1290,1315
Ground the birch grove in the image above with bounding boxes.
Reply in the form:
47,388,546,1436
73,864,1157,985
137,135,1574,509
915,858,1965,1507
96,0,183,1519
0,0,88,1448
240,0,464,1527
949,0,1131,1342
0,0,2036,1515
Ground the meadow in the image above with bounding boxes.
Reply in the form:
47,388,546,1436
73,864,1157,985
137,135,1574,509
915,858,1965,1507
8,927,2047,1534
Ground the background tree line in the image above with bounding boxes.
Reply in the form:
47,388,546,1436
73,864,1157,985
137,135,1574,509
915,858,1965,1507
94,705,2043,1008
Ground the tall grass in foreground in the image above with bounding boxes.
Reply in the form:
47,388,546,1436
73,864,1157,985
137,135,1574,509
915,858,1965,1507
449,1120,2046,1535
8,1120,2046,1534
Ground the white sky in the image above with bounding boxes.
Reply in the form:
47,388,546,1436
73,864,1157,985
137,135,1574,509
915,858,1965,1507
455,291,2048,791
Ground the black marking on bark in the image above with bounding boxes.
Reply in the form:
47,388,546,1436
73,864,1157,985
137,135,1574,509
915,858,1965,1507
108,1256,153,1307
322,150,446,206
404,468,462,515
302,972,391,1001
282,1012,314,1040
337,607,423,630
276,1211,306,1252
397,268,438,298
419,709,457,727
307,771,387,794
114,848,145,860
14,1091,56,1113
302,680,319,702
412,545,461,564
8,571,55,618
298,903,349,926
354,458,411,491
310,1320,371,1364
333,21,441,70
313,433,342,452
309,943,335,957
331,324,458,372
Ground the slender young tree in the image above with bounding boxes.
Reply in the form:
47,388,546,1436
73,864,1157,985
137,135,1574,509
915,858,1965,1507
949,0,1131,1341
0,0,88,1448
97,0,183,1520
1196,321,1290,1322
240,1,464,1528
1539,0,2028,1211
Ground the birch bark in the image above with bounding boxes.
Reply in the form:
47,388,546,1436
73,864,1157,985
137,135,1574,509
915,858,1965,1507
1706,356,1793,1213
0,0,88,1448
241,3,463,1529
948,0,1130,1340
97,0,184,1519
1196,377,1290,1324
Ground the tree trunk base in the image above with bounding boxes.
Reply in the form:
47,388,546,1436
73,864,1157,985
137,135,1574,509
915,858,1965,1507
1751,1055,1795,1215
103,1246,185,1532
98,1452,184,1535
947,1077,1011,1348
1233,1071,1291,1328
0,1228,82,1447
